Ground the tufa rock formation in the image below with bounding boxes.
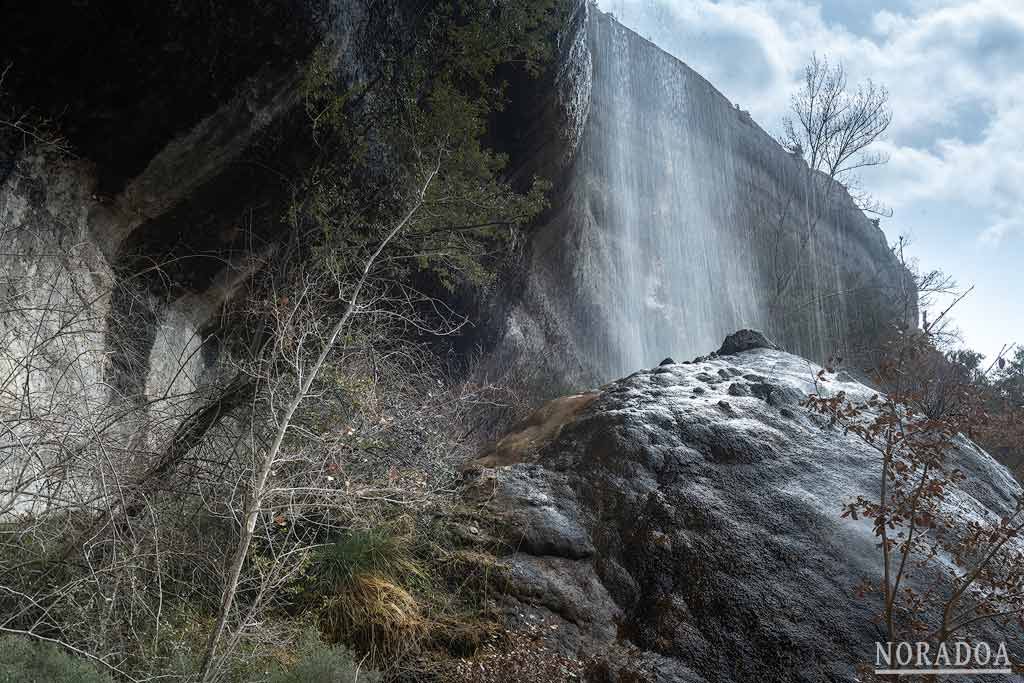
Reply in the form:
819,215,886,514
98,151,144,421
460,338,1022,682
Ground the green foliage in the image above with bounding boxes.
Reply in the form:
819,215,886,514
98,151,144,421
268,642,380,683
309,521,426,595
0,635,111,683
299,521,431,664
294,517,504,671
294,0,559,293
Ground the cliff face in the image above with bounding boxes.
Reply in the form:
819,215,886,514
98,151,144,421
0,2,913,414
0,1,375,411
498,9,914,383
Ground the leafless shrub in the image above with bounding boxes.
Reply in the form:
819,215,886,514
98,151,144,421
0,4,564,679
0,63,72,156
806,269,1024,671
781,54,892,185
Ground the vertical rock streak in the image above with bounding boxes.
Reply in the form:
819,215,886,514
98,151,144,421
510,10,911,382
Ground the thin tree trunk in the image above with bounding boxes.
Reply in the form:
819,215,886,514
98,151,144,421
197,160,439,682
881,426,895,641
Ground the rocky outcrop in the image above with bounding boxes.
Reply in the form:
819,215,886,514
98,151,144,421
716,328,779,356
473,392,600,469
461,340,1021,682
1,1,590,514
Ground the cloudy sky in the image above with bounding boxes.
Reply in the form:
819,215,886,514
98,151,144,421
599,0,1022,362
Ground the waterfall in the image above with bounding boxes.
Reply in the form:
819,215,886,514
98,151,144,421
503,8,911,383
583,15,766,374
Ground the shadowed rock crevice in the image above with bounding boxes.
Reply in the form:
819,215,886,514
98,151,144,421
1,0,333,195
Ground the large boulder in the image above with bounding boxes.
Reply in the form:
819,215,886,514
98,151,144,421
716,328,779,355
461,342,1022,682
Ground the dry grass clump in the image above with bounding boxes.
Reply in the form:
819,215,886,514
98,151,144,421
304,516,506,676
308,520,430,662
320,572,427,662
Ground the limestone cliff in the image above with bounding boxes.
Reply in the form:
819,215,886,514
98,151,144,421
496,8,915,383
0,1,913,410
0,1,377,408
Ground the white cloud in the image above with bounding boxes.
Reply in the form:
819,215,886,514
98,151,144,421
600,0,1024,245
598,0,1023,358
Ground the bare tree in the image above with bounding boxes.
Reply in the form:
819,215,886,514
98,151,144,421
0,3,558,678
768,53,893,320
0,64,71,155
196,148,443,680
781,53,892,187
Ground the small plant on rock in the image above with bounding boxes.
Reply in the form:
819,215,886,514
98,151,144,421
806,329,1024,674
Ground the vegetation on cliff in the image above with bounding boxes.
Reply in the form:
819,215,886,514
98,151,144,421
0,1,570,680
1,4,1020,682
